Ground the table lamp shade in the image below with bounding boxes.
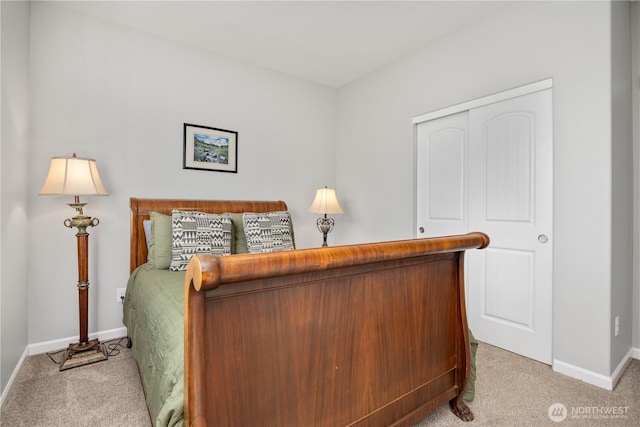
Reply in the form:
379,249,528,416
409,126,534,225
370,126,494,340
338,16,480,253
308,187,343,215
39,155,108,196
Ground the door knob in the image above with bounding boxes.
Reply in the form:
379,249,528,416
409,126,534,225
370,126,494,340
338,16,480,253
538,234,549,243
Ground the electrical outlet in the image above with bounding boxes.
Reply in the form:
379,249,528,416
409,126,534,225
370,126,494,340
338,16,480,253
116,288,126,303
614,316,620,337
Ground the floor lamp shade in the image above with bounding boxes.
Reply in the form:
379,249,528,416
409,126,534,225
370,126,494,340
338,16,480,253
39,155,108,196
39,153,109,370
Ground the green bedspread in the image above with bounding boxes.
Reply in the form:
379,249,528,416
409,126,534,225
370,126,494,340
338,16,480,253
123,265,186,427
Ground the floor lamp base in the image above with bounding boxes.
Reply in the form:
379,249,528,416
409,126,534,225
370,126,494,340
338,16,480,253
59,338,108,371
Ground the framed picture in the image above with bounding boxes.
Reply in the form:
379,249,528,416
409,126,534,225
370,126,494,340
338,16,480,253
183,123,238,173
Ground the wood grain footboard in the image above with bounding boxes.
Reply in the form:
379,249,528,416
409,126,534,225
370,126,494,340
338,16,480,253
184,232,489,427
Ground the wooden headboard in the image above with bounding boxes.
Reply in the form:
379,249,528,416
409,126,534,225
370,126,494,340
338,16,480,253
129,198,288,273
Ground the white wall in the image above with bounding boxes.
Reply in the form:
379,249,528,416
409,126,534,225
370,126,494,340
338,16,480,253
610,0,633,371
337,1,625,378
27,3,337,345
632,0,640,355
0,0,30,394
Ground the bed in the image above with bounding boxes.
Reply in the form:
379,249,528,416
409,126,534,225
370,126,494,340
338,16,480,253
124,198,488,426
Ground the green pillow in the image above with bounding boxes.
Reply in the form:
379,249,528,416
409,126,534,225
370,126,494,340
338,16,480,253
148,211,172,269
230,213,248,254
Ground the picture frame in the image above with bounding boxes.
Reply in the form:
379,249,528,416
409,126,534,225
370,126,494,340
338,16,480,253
183,123,238,173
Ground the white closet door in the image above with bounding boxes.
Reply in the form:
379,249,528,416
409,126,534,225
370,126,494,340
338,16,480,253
416,88,553,364
416,111,469,238
467,89,553,364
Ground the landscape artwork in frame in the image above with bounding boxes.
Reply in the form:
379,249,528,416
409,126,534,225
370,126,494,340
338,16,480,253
183,123,238,173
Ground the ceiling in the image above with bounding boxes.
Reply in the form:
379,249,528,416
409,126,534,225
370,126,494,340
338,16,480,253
56,1,510,88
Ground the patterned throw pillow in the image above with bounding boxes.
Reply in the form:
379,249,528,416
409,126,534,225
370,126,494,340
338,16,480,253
170,209,232,271
243,211,294,253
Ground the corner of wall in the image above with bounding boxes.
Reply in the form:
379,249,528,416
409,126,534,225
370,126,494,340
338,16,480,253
0,0,31,395
0,0,4,397
609,0,634,374
631,0,640,354
553,346,634,390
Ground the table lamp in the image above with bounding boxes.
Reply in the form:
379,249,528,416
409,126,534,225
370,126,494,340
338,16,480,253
308,186,344,247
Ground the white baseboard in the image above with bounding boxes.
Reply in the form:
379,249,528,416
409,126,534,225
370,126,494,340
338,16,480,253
27,326,128,355
553,347,636,390
610,348,635,389
0,346,29,409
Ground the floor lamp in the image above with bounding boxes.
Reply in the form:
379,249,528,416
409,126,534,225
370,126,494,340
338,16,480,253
39,153,109,371
308,186,344,247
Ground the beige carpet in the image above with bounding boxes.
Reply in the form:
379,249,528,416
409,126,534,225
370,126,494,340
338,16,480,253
1,338,638,426
0,339,151,427
415,343,640,426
